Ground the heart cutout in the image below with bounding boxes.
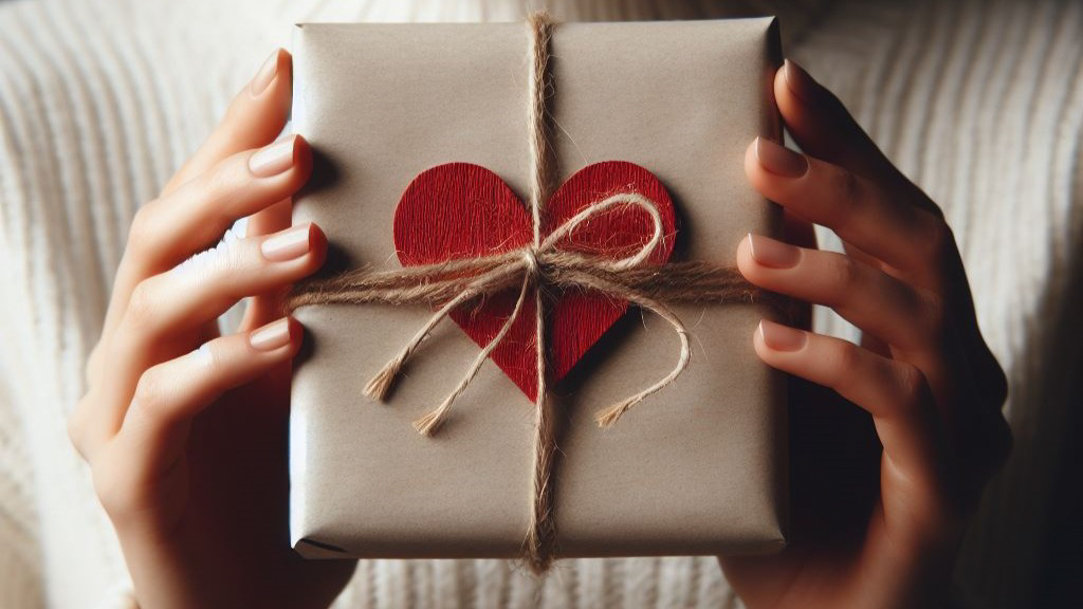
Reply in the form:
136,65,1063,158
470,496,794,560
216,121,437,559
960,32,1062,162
393,161,677,400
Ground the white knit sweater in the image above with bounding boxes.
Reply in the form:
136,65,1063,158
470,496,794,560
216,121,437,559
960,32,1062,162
0,0,1079,607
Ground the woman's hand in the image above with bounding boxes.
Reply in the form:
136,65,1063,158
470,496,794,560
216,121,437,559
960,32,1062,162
721,61,1011,608
68,50,355,609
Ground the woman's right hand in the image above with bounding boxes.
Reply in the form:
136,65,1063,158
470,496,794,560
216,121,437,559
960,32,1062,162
68,49,355,609
719,60,1010,609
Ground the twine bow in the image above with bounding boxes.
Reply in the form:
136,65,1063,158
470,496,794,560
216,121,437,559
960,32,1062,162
286,12,780,573
369,190,680,435
288,191,760,433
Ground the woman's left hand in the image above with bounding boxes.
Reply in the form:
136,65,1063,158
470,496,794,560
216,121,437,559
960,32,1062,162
68,50,355,609
720,60,1011,608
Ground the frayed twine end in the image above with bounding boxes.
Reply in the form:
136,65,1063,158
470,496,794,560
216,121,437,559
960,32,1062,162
363,360,402,401
412,405,449,436
594,396,642,428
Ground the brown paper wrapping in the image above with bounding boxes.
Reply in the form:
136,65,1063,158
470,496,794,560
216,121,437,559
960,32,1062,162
289,17,787,560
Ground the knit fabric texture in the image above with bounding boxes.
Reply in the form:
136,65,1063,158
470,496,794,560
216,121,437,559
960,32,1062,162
0,0,1080,607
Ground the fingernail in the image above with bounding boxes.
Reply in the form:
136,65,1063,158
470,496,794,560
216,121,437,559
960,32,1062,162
250,317,292,351
261,224,313,261
747,233,800,269
250,50,280,96
783,59,820,105
758,320,807,352
755,137,808,178
249,136,296,177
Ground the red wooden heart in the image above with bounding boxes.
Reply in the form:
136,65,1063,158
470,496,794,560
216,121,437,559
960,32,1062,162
393,161,676,400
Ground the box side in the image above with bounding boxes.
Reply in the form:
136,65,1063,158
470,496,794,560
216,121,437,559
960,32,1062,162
289,22,540,558
549,17,787,557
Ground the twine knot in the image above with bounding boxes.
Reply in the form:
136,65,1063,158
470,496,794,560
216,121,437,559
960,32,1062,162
521,248,540,277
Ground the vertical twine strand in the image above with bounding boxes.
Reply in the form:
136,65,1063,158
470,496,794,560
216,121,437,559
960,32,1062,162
527,11,555,246
525,10,558,574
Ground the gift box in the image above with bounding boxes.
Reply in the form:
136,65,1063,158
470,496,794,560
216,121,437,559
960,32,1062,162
288,16,787,564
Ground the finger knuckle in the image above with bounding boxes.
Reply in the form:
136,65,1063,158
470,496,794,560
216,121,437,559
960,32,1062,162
827,255,861,304
919,217,955,267
835,167,863,202
123,280,159,330
825,168,863,228
920,195,946,222
894,363,929,412
195,340,225,372
194,163,246,236
132,367,170,417
67,399,92,457
916,290,949,342
125,203,157,255
91,459,140,518
217,235,252,281
828,340,861,388
203,155,246,206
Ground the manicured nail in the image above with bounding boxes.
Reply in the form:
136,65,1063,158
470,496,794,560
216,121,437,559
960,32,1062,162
250,50,280,96
783,59,821,105
758,320,807,352
755,137,808,178
261,223,313,261
747,233,800,269
250,317,292,351
249,136,296,177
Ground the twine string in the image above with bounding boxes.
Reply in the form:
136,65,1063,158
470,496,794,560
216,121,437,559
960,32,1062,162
287,188,744,431
525,12,558,572
331,190,679,435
